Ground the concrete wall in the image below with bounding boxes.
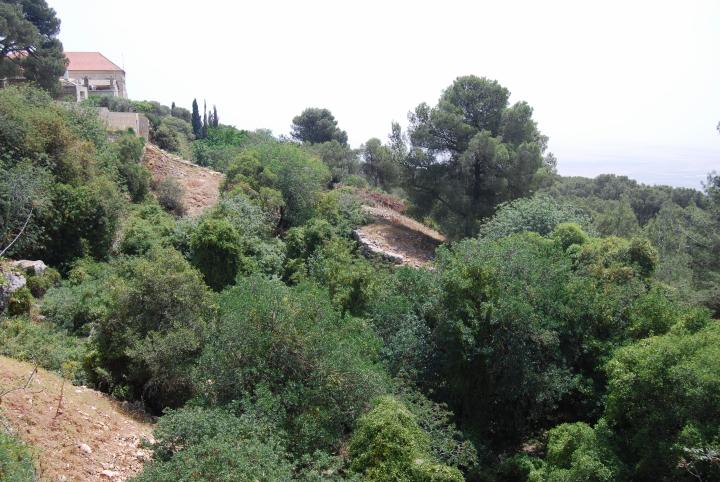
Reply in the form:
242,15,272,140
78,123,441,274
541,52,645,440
98,108,150,140
68,70,127,98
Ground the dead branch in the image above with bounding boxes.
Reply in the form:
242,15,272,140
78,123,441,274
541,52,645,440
0,206,33,257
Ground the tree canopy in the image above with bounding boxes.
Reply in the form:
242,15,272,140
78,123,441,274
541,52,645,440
291,107,348,145
397,75,552,237
0,0,66,91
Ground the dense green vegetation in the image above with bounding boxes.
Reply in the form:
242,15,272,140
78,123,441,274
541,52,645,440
0,429,35,482
1,7,720,475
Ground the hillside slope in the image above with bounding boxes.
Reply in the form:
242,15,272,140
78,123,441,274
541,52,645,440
142,144,223,216
351,190,446,268
0,357,153,481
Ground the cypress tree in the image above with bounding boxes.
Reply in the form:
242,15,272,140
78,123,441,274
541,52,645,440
202,100,209,139
212,105,219,127
191,99,202,139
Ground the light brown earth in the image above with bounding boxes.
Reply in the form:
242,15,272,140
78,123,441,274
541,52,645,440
351,190,446,268
0,356,153,481
142,144,223,216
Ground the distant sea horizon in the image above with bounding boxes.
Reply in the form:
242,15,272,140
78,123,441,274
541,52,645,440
556,144,718,189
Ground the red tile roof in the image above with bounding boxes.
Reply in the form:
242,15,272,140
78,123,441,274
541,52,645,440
65,52,123,72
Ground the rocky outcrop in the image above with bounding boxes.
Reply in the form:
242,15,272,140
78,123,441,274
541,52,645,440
353,206,446,268
0,268,26,313
353,229,405,264
10,259,47,276
0,259,47,312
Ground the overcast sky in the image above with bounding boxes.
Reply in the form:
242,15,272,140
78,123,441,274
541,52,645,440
50,0,719,188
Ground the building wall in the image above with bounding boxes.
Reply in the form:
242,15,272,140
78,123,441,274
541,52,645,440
98,108,150,140
68,69,127,98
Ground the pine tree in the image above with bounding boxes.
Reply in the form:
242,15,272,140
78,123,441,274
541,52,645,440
191,99,203,139
212,105,219,127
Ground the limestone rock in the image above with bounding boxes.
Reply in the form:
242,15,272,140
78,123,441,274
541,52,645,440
10,259,48,276
0,270,26,312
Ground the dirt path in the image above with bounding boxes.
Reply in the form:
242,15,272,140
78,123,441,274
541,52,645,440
142,144,223,217
355,205,446,268
0,357,153,481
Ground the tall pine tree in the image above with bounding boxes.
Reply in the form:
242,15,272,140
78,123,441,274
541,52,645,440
191,99,203,139
212,105,219,127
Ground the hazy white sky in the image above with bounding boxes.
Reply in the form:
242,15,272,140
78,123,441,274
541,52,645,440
50,0,719,188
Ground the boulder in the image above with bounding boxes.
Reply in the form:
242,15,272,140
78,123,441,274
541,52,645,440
0,270,27,313
10,259,48,276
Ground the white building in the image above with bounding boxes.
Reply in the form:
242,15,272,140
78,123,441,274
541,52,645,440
62,52,127,101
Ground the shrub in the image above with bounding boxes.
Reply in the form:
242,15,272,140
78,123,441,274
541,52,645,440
195,276,388,453
118,202,176,255
308,238,376,315
190,218,242,291
134,437,293,482
348,396,464,481
315,188,368,234
119,162,151,202
241,142,331,226
0,430,35,482
604,320,720,480
344,174,369,189
8,287,33,316
365,267,438,378
0,316,86,383
41,259,116,335
135,407,294,481
88,248,215,411
479,195,593,240
26,268,60,298
155,177,185,216
529,422,619,482
551,222,589,250
41,178,124,266
154,124,181,152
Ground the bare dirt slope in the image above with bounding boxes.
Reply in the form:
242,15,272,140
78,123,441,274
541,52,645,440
352,191,446,268
0,357,153,481
142,144,223,216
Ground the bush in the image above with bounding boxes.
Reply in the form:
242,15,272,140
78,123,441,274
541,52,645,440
134,437,294,482
0,316,86,383
348,396,464,482
604,320,720,481
119,162,151,203
344,174,369,189
315,188,368,234
308,238,376,315
87,248,215,411
8,287,33,316
194,276,388,453
118,202,176,256
479,195,593,240
26,268,60,298
365,267,438,379
190,218,242,291
529,422,619,482
40,178,124,266
135,407,294,481
155,177,185,216
41,259,116,335
152,124,181,152
551,222,589,250
239,142,331,226
0,430,35,482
